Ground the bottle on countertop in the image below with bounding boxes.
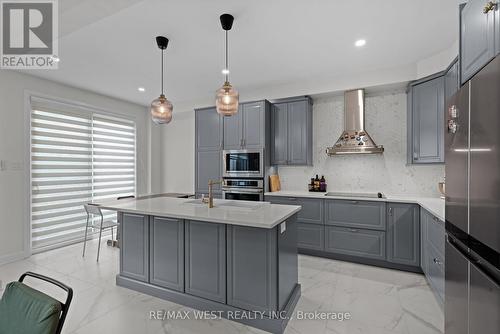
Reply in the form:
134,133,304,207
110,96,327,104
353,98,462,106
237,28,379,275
314,175,320,191
320,175,327,192
308,178,315,192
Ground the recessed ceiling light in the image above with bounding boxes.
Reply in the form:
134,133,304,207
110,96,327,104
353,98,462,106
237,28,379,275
221,68,230,75
137,87,145,92
355,39,366,47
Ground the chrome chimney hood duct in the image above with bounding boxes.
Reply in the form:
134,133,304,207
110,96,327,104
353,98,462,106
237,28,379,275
326,89,384,155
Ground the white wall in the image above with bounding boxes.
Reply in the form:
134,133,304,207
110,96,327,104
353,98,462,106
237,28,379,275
157,88,445,198
277,91,445,196
0,70,150,263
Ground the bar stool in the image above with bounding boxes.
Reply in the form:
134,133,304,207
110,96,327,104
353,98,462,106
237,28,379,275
82,204,119,262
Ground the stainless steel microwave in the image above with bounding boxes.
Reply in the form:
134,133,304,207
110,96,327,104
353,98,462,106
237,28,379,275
222,149,264,178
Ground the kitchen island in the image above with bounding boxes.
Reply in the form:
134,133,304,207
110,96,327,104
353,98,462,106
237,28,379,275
97,196,302,334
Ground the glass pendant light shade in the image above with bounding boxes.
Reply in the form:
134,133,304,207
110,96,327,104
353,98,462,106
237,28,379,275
216,81,239,116
150,94,173,124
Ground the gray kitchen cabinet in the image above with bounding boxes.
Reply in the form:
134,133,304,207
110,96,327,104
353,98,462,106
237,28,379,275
386,203,420,267
185,220,226,303
227,225,278,312
195,106,223,151
421,208,445,303
325,225,386,260
120,213,149,282
325,199,386,230
223,108,243,149
195,150,221,194
271,97,313,166
460,0,499,84
297,223,324,251
266,196,323,224
445,58,460,106
242,101,266,149
150,217,184,291
223,100,269,150
407,74,445,164
195,107,223,196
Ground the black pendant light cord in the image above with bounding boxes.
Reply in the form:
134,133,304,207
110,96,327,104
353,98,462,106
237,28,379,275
225,30,229,82
161,48,164,95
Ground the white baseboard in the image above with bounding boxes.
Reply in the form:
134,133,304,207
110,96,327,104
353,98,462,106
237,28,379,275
0,251,28,266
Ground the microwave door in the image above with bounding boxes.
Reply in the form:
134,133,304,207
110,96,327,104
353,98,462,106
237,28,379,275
445,82,469,234
469,55,500,254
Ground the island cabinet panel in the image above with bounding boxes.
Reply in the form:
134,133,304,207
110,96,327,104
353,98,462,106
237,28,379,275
120,213,149,282
325,199,386,230
227,225,278,312
277,216,299,311
386,203,420,267
297,223,324,251
325,226,386,260
185,221,226,303
150,217,184,292
266,196,323,224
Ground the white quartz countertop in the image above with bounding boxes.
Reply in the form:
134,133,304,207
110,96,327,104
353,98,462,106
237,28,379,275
96,197,301,229
264,191,445,221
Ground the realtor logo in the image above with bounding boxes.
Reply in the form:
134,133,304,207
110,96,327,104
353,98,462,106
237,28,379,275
1,0,58,69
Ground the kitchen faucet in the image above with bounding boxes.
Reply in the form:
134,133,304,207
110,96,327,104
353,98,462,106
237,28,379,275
205,179,222,208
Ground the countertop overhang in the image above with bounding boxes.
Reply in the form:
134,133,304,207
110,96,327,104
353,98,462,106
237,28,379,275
96,197,301,229
264,191,445,221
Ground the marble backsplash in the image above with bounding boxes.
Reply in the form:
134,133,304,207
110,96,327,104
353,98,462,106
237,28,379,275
276,91,445,197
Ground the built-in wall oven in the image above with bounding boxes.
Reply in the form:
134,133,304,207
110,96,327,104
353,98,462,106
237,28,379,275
222,179,263,202
222,149,264,178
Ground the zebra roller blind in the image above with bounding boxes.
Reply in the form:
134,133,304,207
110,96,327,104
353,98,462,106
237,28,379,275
30,96,136,251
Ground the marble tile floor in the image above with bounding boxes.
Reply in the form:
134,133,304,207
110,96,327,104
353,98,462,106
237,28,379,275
0,240,443,334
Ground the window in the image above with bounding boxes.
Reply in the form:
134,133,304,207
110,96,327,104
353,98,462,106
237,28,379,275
30,96,136,251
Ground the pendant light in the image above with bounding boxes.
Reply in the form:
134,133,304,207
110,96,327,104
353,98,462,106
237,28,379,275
150,36,173,124
215,14,239,116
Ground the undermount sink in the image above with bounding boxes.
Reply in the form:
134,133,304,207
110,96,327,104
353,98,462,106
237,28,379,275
183,199,264,210
324,192,385,199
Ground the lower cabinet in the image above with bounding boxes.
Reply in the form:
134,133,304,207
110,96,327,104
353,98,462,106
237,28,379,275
227,225,278,312
297,223,324,251
325,226,386,260
387,203,420,267
421,208,445,303
185,220,226,303
120,213,149,282
150,217,184,291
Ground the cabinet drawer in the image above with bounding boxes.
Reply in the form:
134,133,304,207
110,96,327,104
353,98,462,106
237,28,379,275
297,223,324,251
325,226,386,260
426,242,445,301
267,197,323,224
426,213,445,256
325,200,386,230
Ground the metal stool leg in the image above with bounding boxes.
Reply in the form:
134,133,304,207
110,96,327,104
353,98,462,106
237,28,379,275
82,214,90,257
97,216,103,262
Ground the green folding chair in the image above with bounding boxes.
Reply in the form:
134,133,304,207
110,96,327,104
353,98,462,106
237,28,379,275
0,271,73,334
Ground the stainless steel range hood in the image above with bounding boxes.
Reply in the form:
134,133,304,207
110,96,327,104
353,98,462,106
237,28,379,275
326,89,384,155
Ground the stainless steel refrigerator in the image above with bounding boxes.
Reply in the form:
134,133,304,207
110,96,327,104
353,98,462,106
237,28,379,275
445,55,500,334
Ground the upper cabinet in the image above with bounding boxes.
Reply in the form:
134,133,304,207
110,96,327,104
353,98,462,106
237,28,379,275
271,97,313,166
223,100,269,150
460,0,500,84
445,58,460,105
195,107,223,195
407,74,445,164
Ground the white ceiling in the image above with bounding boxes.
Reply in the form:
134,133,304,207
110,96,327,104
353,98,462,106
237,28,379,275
25,0,462,109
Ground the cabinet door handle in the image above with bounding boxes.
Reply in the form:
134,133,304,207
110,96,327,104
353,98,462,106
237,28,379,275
433,216,440,223
349,200,358,204
348,228,359,233
287,197,297,201
433,258,443,266
484,1,497,13
388,207,393,215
